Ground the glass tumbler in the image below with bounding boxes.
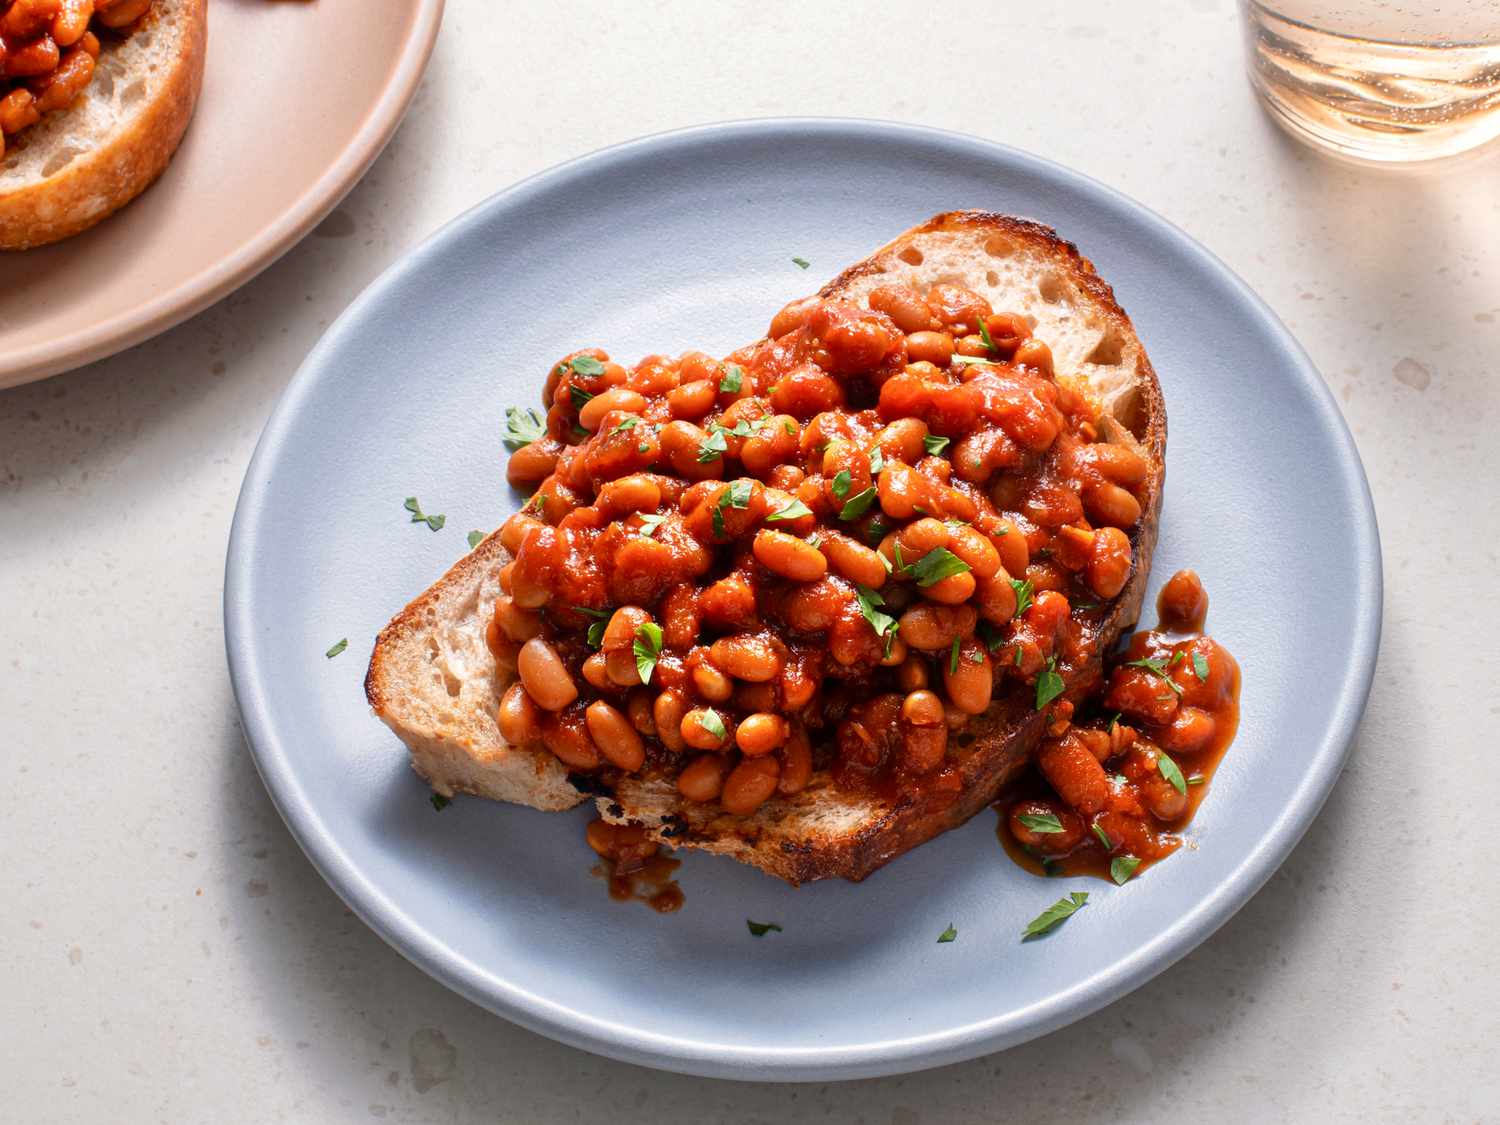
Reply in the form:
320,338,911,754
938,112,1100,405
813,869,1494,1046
1241,2,1500,163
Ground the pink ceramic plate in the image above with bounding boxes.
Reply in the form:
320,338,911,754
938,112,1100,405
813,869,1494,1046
0,0,444,390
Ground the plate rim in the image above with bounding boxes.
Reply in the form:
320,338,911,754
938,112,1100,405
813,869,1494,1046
0,0,446,390
224,117,1382,1081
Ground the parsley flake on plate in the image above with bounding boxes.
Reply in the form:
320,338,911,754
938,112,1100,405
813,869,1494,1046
1022,891,1089,940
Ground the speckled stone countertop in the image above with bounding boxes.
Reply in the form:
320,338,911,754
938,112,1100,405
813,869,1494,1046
3,1,1497,1121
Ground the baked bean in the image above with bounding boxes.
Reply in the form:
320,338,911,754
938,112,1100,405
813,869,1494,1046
779,651,820,709
691,660,734,702
876,417,929,464
1013,337,1054,375
1079,441,1150,486
699,572,758,627
1008,799,1086,852
923,284,989,331
777,724,813,795
880,636,908,666
981,313,1030,355
577,387,645,432
597,474,661,517
652,690,690,752
1105,666,1179,726
735,712,788,756
585,700,646,771
1086,526,1132,599
897,604,977,650
955,334,989,357
1159,706,1216,755
507,438,562,486
990,518,1029,577
497,682,543,746
659,582,701,649
868,285,936,333
3,35,60,78
600,606,649,652
1084,480,1142,529
604,648,643,687
540,706,600,770
96,0,151,27
901,689,945,727
769,364,846,418
625,690,657,735
922,570,976,606
1140,756,1190,820
741,415,800,477
667,379,718,419
517,637,577,710
678,753,730,802
897,516,950,556
942,640,993,715
493,595,543,642
768,295,821,339
0,88,39,135
973,572,1019,624
820,531,887,588
1158,569,1209,632
734,680,778,713
660,420,724,480
709,633,783,682
681,708,730,750
896,655,929,691
877,461,931,520
1037,733,1110,815
31,41,92,112
721,756,781,816
581,652,613,692
906,330,954,366
753,529,827,582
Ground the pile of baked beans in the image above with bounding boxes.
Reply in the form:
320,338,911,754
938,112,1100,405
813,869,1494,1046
489,278,1155,819
1004,569,1240,876
0,0,152,157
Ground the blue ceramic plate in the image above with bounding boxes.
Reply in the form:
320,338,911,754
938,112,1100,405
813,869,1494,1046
225,120,1380,1081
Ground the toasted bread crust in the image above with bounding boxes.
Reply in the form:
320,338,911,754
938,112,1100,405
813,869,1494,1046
602,211,1166,883
365,531,585,813
0,0,207,250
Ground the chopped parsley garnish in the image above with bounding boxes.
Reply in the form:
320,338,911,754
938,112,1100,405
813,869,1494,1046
633,621,664,684
1188,774,1206,786
611,415,640,434
1123,655,1184,695
975,314,997,352
907,547,971,587
719,365,744,394
1017,812,1064,834
568,355,605,377
635,512,668,538
747,919,782,936
429,793,451,812
978,620,1008,654
949,636,961,675
1106,711,1121,733
523,492,549,515
1193,652,1210,682
765,499,814,523
1035,655,1065,710
967,648,984,665
697,429,728,463
1157,751,1187,795
712,480,752,537
403,496,445,532
575,606,611,649
1092,823,1113,850
791,257,810,269
830,469,852,500
1013,646,1024,667
637,442,652,454
855,585,898,645
1022,891,1088,940
783,419,797,436
325,638,348,659
567,384,595,411
1010,577,1035,617
1110,856,1141,885
923,433,950,456
503,406,546,448
701,708,727,740
937,924,958,944
868,447,885,476
465,530,485,550
839,487,878,521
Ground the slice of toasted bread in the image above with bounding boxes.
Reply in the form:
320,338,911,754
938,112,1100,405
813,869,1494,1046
0,0,207,250
365,211,1166,882
598,212,1165,883
365,530,585,813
